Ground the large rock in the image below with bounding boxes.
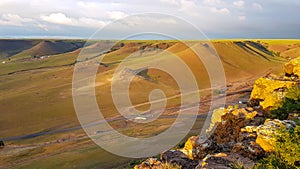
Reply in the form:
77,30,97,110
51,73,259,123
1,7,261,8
231,141,265,160
180,136,218,160
161,150,199,169
250,77,297,110
284,56,300,77
134,158,164,169
196,153,255,169
180,136,199,160
255,119,296,152
207,106,259,133
211,106,261,144
180,106,263,160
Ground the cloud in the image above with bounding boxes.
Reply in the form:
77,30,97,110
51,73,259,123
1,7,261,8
159,0,180,6
233,1,244,8
106,11,128,20
210,7,230,14
159,0,200,16
77,1,97,9
0,0,14,7
0,0,299,39
120,15,178,28
253,2,263,11
41,13,73,25
0,13,32,26
40,13,106,28
238,15,246,21
179,0,198,12
77,17,106,28
203,0,223,6
37,23,48,31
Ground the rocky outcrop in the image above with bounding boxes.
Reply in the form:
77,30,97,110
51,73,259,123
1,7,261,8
255,119,296,152
196,153,255,169
119,67,153,81
133,158,166,169
284,56,300,77
161,150,199,169
250,77,297,110
180,136,199,160
178,106,265,160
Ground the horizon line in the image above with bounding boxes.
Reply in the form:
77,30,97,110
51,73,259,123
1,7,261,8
0,36,300,41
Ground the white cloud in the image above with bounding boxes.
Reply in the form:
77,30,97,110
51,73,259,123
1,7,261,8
120,15,177,28
0,13,32,26
106,11,128,20
159,0,180,6
203,0,223,6
40,12,106,28
158,0,201,16
157,18,177,24
238,15,246,21
0,0,13,7
37,23,48,31
78,18,106,28
30,0,51,6
233,1,244,8
77,1,97,10
210,7,230,14
179,0,195,10
179,0,200,16
41,13,73,25
253,2,263,11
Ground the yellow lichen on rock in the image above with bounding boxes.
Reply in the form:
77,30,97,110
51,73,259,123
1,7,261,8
180,136,198,160
206,107,225,133
231,108,258,119
250,77,297,110
208,106,258,134
255,119,296,152
241,126,257,133
284,56,300,77
256,135,276,152
134,158,162,169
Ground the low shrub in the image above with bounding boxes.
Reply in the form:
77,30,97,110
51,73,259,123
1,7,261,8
255,126,300,169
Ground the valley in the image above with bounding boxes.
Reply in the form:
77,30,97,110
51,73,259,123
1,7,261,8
0,39,299,168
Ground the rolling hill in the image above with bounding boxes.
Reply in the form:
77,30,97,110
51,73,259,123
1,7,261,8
0,39,300,168
9,40,85,60
0,39,39,58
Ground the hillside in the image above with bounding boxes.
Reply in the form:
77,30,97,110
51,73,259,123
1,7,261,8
8,40,85,60
0,39,299,168
135,56,300,169
0,39,39,58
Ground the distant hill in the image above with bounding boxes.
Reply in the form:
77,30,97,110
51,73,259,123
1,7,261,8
0,40,38,58
7,40,85,60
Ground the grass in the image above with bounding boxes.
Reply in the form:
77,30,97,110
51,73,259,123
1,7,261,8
254,126,300,169
0,39,298,168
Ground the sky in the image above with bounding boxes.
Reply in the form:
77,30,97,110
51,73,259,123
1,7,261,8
0,0,299,39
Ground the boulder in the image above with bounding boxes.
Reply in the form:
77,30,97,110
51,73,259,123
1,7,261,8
284,56,300,77
181,106,263,161
231,141,265,160
250,77,297,110
161,150,199,169
180,136,199,159
196,153,255,169
255,119,296,152
134,158,164,169
211,106,262,144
